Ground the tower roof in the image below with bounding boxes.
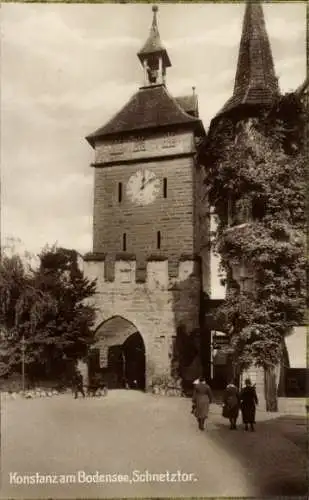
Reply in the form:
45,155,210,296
137,5,171,67
86,85,204,147
175,93,199,118
295,77,309,97
216,0,280,119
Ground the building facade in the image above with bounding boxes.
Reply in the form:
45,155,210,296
200,1,307,408
82,2,306,402
82,6,209,390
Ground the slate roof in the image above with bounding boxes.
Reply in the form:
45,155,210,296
216,1,279,120
175,94,199,118
295,77,309,97
86,85,204,147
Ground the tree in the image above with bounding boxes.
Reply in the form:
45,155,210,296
0,253,56,378
201,93,306,411
31,246,97,379
0,245,97,384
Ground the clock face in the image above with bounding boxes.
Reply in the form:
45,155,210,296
126,169,160,205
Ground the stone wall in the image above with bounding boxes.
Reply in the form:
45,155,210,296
277,397,307,415
196,162,211,294
87,128,208,390
93,155,198,275
82,258,201,390
94,130,194,165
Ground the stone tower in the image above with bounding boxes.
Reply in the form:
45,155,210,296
83,6,207,391
202,0,280,402
205,0,280,291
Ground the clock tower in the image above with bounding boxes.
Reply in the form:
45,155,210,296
83,6,208,391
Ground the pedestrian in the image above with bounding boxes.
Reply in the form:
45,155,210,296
222,380,240,430
72,370,85,399
240,378,258,431
191,378,199,414
192,376,213,431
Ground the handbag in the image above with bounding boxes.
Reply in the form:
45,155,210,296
222,404,230,419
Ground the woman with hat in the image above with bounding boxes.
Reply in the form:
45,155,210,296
222,380,241,430
191,377,213,431
240,378,258,431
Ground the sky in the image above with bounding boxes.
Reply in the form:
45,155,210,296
0,2,306,298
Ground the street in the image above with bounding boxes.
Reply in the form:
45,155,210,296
1,390,307,498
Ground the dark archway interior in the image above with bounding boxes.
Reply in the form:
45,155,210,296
123,332,146,390
89,329,146,391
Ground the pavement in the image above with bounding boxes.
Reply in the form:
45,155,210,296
0,390,307,499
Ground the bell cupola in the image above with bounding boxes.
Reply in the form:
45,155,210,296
137,5,171,87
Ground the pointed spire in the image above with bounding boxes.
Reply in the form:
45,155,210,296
138,5,171,68
151,5,158,32
217,0,280,118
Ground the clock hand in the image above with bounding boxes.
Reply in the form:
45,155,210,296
141,172,146,190
142,176,156,189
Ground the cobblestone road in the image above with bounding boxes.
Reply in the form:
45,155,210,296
1,390,307,498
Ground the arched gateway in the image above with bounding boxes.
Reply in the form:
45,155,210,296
89,316,146,391
82,5,207,391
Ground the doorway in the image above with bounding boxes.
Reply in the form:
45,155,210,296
122,331,146,390
90,316,146,391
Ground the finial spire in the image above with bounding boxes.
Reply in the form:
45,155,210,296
215,0,280,119
233,1,279,97
150,5,159,38
137,4,171,87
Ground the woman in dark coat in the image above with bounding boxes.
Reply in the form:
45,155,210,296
192,377,213,431
223,381,240,430
240,378,258,431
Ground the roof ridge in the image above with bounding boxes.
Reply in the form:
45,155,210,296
163,86,198,123
296,77,309,96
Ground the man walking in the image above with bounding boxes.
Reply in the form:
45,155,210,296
72,370,85,399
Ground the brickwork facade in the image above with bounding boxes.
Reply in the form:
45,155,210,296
83,121,208,389
81,4,210,390
82,258,201,388
92,131,203,277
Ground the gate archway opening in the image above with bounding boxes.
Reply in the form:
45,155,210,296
211,331,237,390
89,316,146,391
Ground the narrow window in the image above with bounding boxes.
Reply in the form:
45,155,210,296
163,178,167,198
118,182,122,203
157,231,161,249
122,233,127,251
252,198,266,220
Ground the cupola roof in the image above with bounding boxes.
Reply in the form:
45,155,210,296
137,5,171,68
